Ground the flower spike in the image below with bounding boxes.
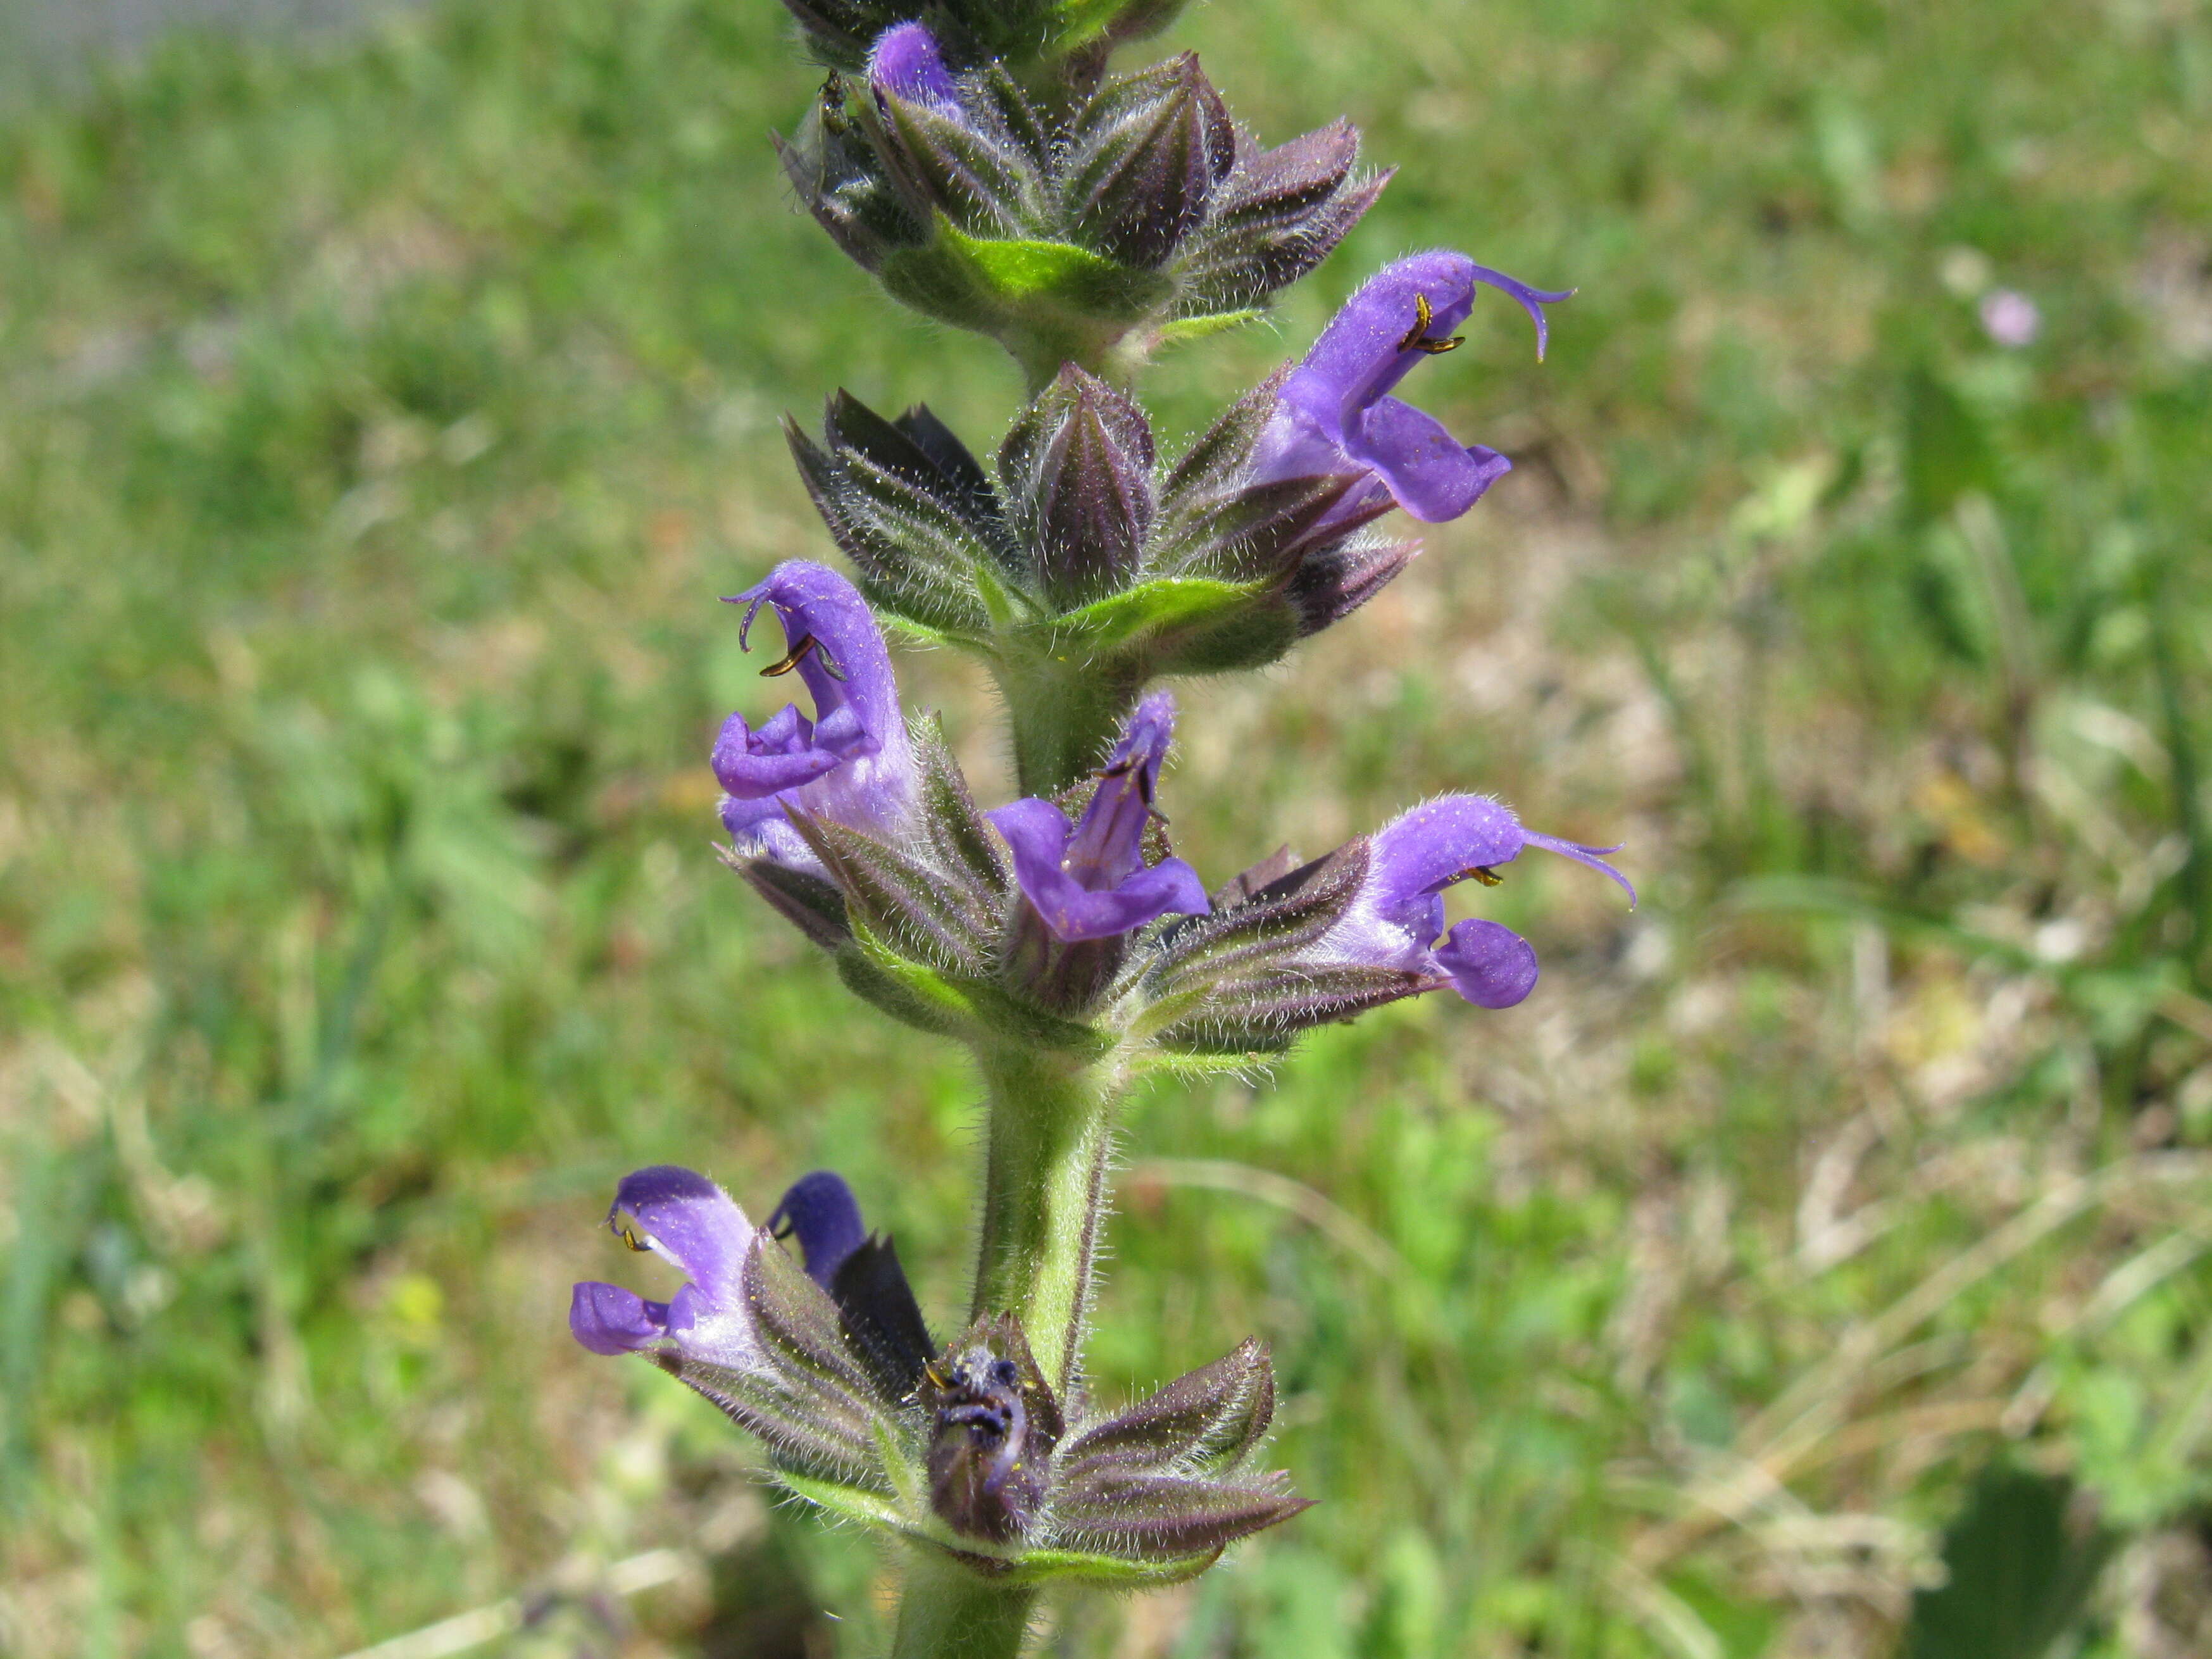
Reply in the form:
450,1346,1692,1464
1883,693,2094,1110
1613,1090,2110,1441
590,0,1622,1621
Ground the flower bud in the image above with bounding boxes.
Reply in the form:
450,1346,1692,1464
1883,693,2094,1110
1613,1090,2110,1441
999,364,1158,605
1067,53,1235,268
786,392,1009,636
773,32,1389,382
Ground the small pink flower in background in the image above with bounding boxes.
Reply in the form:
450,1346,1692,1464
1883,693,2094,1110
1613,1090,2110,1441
1979,288,2041,347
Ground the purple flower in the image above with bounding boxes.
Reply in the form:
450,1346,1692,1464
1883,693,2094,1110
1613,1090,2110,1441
572,1166,937,1435
569,1165,760,1368
987,692,1210,942
713,561,915,862
868,22,962,111
1253,251,1570,524
1325,795,1634,1008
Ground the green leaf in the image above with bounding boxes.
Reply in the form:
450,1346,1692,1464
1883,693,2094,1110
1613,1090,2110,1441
942,227,1140,307
834,930,982,1039
881,221,1168,329
1149,598,1300,675
877,611,991,653
966,985,1118,1058
1903,1463,2113,1659
1046,576,1266,655
1036,573,1301,675
778,1470,910,1532
1156,308,1265,345
880,220,1175,383
988,1545,1222,1587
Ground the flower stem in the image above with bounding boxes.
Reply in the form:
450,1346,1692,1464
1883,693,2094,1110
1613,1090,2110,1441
890,1546,1039,1658
996,651,1145,799
970,1044,1121,1394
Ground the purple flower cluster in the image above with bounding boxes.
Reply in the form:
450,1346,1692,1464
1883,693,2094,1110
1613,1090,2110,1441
708,556,1630,1017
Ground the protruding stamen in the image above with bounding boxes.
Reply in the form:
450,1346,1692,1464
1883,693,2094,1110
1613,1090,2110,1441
1397,291,1465,355
1458,865,1505,887
760,633,846,680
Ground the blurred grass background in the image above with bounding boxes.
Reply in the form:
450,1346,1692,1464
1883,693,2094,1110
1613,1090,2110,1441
2,0,2211,1653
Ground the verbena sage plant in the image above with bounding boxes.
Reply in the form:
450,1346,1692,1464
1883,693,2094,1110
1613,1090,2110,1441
568,1,1630,1650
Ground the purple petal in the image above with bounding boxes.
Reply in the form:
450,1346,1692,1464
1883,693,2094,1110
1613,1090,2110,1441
988,798,1210,942
608,1166,753,1308
987,794,1078,891
570,1282,670,1355
1348,397,1512,523
729,562,897,762
1249,401,1354,485
661,1278,762,1372
1433,918,1540,1008
1464,262,1575,362
1286,251,1485,432
768,1170,867,1290
1043,857,1208,942
720,791,789,841
1255,253,1569,529
868,22,960,110
712,709,842,799
1062,691,1177,891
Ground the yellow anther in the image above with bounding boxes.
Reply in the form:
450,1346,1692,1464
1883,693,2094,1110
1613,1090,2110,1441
1397,292,1465,355
760,634,821,677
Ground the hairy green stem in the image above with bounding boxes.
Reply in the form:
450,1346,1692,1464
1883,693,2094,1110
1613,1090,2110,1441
970,1044,1121,1394
889,690,1140,1655
890,1547,1039,1659
994,652,1145,799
